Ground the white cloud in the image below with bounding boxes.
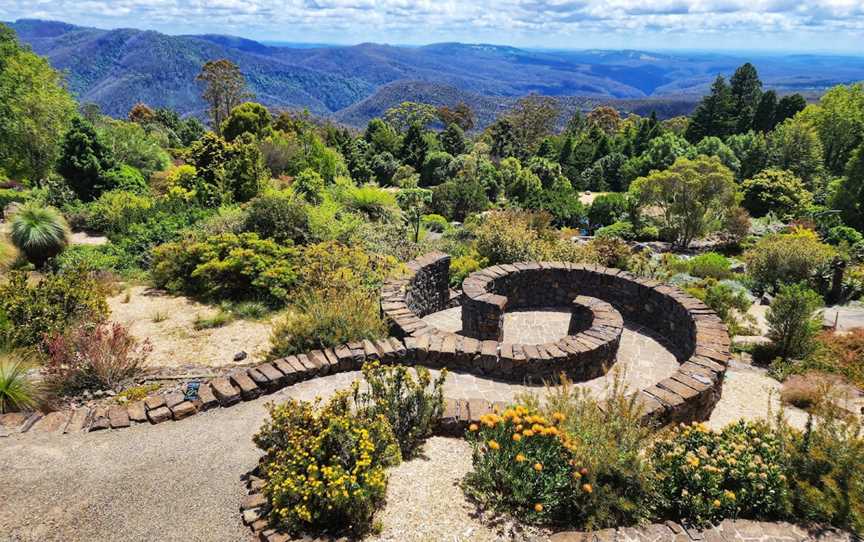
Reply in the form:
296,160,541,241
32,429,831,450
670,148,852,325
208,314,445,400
1,0,862,50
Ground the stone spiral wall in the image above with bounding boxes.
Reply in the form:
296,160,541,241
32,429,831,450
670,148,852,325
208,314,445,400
381,256,732,425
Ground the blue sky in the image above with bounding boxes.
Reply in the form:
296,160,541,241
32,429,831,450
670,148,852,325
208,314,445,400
3,0,864,52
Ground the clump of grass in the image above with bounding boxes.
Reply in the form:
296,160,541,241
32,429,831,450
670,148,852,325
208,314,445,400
220,300,270,320
151,311,168,323
0,355,40,413
193,311,232,330
780,372,845,410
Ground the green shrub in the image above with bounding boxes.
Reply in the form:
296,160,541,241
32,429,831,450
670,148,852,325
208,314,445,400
826,225,864,247
421,213,450,233
778,408,864,534
110,205,213,270
741,168,812,219
100,164,148,194
463,404,583,524
291,168,325,204
652,420,789,526
595,221,635,240
745,230,835,293
84,190,153,235
766,282,823,362
686,252,733,280
353,362,447,459
0,268,109,348
243,191,309,244
473,210,587,265
0,239,17,271
151,232,299,306
43,322,151,392
0,188,32,209
430,178,489,221
306,196,364,244
0,355,40,413
269,288,386,357
449,250,488,288
338,184,399,222
297,241,399,294
9,203,70,267
685,279,753,335
586,237,632,269
253,391,400,536
587,193,628,229
48,244,125,275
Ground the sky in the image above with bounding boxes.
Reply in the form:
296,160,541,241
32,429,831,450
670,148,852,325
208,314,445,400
2,0,864,52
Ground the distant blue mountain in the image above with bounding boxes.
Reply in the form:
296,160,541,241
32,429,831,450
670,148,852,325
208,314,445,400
7,19,864,127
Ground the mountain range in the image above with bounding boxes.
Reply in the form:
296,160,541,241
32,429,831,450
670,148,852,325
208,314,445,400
8,19,864,128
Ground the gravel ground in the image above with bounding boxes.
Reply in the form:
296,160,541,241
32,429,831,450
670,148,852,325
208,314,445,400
108,286,275,368
0,362,812,542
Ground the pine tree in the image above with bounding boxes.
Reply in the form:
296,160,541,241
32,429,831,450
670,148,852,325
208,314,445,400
753,90,778,133
440,123,467,156
730,63,763,132
685,76,736,143
57,117,116,201
400,123,429,171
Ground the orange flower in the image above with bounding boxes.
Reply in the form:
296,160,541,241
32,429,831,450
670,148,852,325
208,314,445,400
522,429,534,437
512,433,522,442
468,423,479,432
534,503,544,512
552,412,566,422
534,462,543,472
582,483,593,494
515,453,526,462
488,440,500,450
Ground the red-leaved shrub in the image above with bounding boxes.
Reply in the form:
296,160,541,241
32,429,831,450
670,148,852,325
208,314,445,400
44,322,151,392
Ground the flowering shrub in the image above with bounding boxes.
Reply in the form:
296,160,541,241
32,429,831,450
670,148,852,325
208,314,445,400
463,405,588,524
652,420,789,526
353,362,447,459
44,322,151,392
254,391,400,536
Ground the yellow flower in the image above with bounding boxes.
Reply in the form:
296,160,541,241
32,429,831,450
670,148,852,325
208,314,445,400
523,429,534,437
713,499,722,508
488,440,500,450
534,462,543,472
516,453,526,462
512,433,522,442
468,423,479,432
534,503,544,512
724,490,736,501
552,412,566,422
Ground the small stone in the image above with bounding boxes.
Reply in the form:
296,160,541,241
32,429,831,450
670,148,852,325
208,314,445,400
89,408,110,431
126,401,147,423
144,395,166,411
170,401,197,420
65,407,91,433
250,518,269,533
230,371,261,400
31,411,70,433
242,507,263,525
105,390,116,397
147,406,172,424
94,390,105,398
241,493,267,510
196,383,219,410
108,406,130,428
210,377,241,406
163,391,185,409
234,351,248,362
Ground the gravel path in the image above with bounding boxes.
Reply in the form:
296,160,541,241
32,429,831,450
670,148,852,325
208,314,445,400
1,360,803,542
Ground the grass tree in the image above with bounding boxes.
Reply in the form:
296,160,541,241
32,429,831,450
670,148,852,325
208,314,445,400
9,203,70,268
0,356,39,413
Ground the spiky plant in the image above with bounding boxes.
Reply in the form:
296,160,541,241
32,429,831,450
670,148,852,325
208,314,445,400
9,204,70,268
0,356,39,413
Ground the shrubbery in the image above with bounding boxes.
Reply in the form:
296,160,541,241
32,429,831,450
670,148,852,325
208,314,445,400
0,268,108,348
242,191,309,244
652,421,789,526
151,232,299,306
269,289,386,357
254,391,401,536
44,322,151,392
353,362,446,459
745,229,835,293
83,190,153,235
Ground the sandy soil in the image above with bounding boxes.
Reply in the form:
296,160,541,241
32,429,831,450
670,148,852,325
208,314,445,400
108,286,275,368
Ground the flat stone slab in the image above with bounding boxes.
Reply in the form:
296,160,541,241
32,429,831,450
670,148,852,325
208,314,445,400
65,407,91,433
108,406,130,429
126,401,147,423
170,401,197,420
31,411,70,433
209,377,241,406
147,406,172,424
